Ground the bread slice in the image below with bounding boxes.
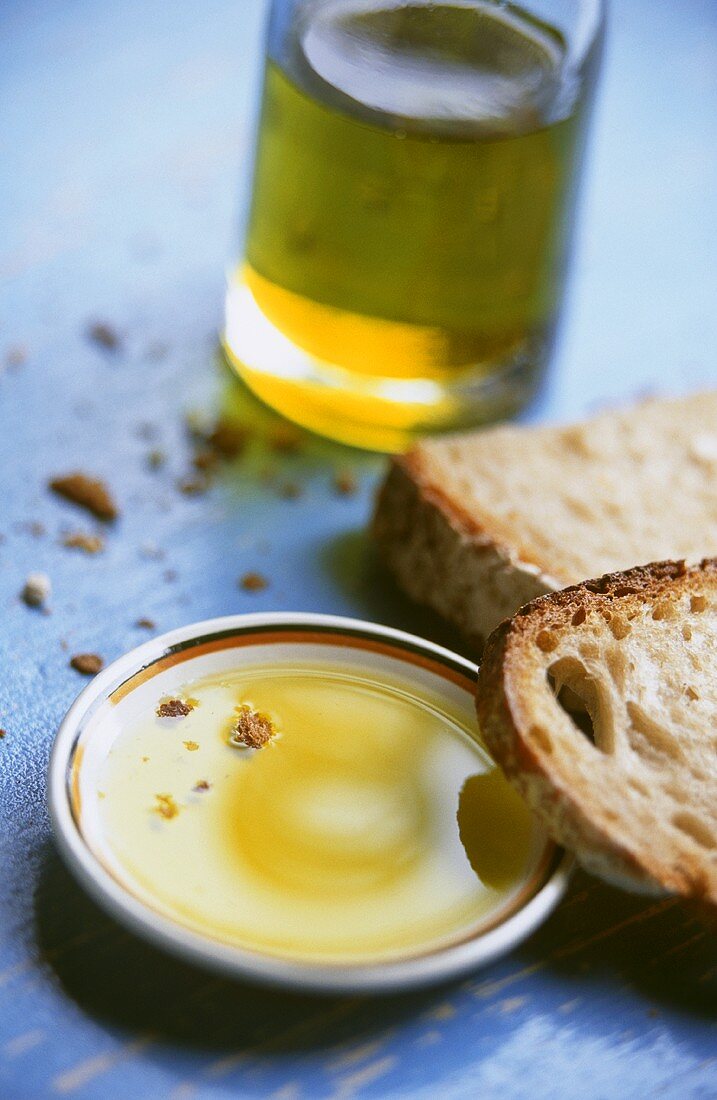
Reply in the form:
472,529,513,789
475,559,717,906
373,392,717,651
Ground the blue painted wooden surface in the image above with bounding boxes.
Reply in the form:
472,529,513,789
2,1,717,1097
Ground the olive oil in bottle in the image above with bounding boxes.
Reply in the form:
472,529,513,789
224,1,601,449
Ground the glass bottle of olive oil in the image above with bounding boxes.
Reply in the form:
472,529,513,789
224,0,604,451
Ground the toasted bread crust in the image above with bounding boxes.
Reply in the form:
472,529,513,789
373,394,717,650
476,560,717,905
373,453,556,651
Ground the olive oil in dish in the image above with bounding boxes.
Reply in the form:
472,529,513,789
96,663,539,963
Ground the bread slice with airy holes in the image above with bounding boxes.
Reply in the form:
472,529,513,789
475,559,717,905
373,392,717,652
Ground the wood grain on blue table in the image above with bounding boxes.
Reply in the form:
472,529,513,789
1,1,717,1097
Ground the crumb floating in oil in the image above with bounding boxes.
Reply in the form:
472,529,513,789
193,779,211,792
229,705,276,749
183,740,200,752
154,793,179,819
156,698,195,719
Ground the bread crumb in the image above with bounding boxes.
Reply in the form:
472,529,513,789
70,653,103,675
268,423,302,454
154,793,179,819
6,345,27,368
571,607,587,626
139,542,164,561
135,617,156,630
192,448,218,474
135,421,159,442
50,472,118,521
207,419,248,459
193,779,211,792
21,572,51,608
230,705,276,749
0,729,6,740
87,321,120,351
157,698,194,718
62,531,105,554
183,740,200,751
536,629,558,653
177,475,208,497
16,520,45,538
278,481,302,500
184,414,248,492
334,471,358,496
610,613,632,640
146,448,166,470
239,571,268,592
691,594,708,613
652,599,676,621
145,341,169,362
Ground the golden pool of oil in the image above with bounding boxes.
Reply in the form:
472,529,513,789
224,2,592,450
97,665,538,963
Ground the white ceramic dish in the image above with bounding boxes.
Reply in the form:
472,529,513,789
48,612,571,994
